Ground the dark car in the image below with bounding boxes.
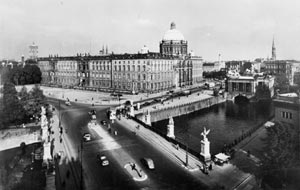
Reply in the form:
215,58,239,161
141,158,155,170
89,110,96,115
101,120,107,125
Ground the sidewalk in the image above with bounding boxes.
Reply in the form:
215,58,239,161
50,113,80,190
116,116,257,189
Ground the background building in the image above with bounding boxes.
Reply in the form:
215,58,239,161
262,60,295,85
29,42,38,61
274,93,300,127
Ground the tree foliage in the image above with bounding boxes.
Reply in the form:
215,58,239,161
1,64,42,85
259,122,300,188
255,83,271,100
274,74,290,93
203,70,226,80
21,85,46,120
0,83,47,128
1,82,26,126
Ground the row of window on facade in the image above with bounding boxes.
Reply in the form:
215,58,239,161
112,72,174,81
56,78,77,84
231,82,252,93
281,111,293,119
265,65,288,69
91,80,110,87
112,60,174,65
112,81,173,90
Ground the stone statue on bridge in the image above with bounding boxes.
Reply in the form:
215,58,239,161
201,127,210,142
200,127,211,162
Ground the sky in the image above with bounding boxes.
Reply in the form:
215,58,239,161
1,0,300,61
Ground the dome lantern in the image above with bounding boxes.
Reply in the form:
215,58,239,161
162,22,185,41
170,22,176,29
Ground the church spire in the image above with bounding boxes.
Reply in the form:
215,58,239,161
272,36,276,61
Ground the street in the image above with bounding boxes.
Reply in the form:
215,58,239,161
49,98,208,190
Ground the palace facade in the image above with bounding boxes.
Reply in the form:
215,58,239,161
38,22,203,93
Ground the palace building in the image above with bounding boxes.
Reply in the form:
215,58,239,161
37,22,203,93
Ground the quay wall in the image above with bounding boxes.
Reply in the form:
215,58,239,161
137,96,226,123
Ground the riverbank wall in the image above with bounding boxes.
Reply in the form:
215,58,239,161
136,95,226,123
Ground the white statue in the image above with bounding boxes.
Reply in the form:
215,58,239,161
41,106,46,115
168,116,174,125
201,127,210,142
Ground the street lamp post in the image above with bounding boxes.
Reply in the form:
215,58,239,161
80,140,83,190
185,134,190,167
176,134,190,167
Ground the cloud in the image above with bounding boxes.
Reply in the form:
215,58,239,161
136,18,154,27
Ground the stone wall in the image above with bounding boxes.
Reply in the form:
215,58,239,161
137,96,226,122
0,127,41,151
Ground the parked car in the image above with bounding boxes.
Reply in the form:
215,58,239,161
89,110,97,119
97,154,109,166
141,158,155,170
88,110,96,115
83,133,91,142
101,120,107,125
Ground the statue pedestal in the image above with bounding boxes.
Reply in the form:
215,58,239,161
144,111,151,126
200,140,211,162
41,126,48,141
167,124,175,139
43,142,52,160
129,106,135,117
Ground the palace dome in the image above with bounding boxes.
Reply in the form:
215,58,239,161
162,22,185,41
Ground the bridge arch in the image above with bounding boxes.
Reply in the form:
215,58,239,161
234,94,249,104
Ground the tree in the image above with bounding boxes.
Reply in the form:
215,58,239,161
25,84,46,119
18,86,29,102
2,82,26,127
0,66,11,84
31,65,42,84
9,66,23,85
255,83,271,100
275,74,290,93
258,122,300,188
23,65,34,84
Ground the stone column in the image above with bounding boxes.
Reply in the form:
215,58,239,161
129,106,135,117
136,103,140,110
166,117,175,139
144,110,151,126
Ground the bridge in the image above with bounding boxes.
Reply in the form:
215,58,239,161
226,75,275,102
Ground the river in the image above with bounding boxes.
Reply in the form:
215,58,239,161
152,100,274,155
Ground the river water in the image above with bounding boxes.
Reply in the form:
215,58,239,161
152,100,274,155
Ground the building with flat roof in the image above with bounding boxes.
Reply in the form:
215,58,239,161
273,93,300,127
226,74,274,100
